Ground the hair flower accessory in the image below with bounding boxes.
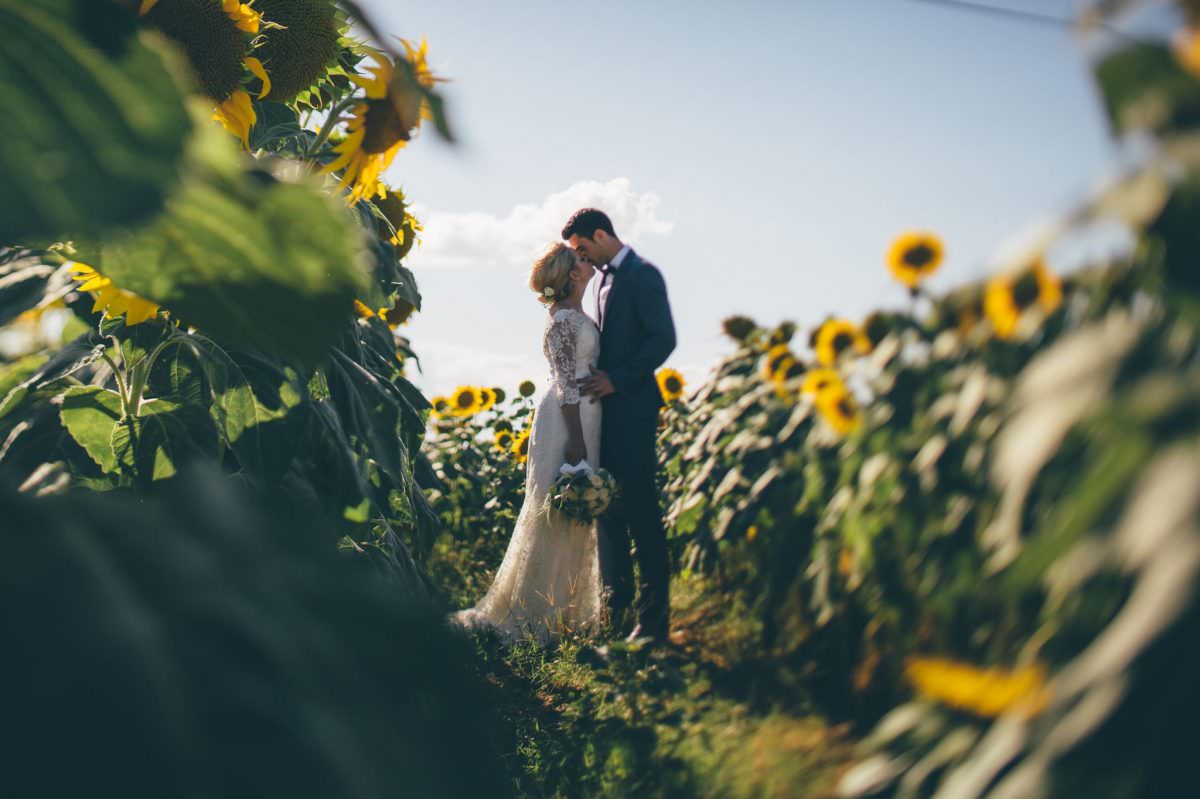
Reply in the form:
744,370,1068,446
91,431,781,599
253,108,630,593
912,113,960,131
543,287,556,298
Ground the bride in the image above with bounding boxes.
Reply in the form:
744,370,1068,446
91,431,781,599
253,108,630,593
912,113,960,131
452,243,603,644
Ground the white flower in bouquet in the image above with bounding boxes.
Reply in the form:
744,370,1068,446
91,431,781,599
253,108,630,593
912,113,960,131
545,463,619,523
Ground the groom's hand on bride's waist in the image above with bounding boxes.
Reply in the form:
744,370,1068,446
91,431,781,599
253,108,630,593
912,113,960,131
580,368,615,402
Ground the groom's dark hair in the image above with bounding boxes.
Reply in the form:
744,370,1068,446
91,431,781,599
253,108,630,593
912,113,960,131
561,208,616,241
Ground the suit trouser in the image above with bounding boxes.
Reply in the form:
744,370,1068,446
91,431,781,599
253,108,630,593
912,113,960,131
598,409,669,633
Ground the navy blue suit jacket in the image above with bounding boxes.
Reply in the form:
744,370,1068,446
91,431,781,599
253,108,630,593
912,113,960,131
595,249,676,419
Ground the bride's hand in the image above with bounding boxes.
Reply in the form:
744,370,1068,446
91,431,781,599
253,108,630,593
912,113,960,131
565,437,587,466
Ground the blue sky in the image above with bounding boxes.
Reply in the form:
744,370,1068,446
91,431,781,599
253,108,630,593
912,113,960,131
358,0,1129,397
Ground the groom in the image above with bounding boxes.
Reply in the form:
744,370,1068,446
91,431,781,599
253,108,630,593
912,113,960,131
562,208,676,645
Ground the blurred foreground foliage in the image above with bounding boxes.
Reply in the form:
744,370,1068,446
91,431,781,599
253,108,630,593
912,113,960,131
0,0,446,587
0,468,508,798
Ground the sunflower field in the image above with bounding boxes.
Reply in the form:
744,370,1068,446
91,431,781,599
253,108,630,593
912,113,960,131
0,2,512,795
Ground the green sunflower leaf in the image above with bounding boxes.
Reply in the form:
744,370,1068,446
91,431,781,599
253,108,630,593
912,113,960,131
59,386,124,474
0,1,190,244
110,394,220,483
75,131,368,366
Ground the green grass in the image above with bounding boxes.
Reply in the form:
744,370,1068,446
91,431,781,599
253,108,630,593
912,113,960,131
457,573,859,799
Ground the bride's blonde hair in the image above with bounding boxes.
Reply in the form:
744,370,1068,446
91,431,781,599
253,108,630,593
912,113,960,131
529,243,576,305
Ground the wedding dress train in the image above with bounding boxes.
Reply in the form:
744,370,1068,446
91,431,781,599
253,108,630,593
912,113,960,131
452,307,603,644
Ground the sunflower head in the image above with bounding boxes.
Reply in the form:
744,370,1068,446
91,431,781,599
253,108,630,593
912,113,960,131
252,0,342,102
141,0,252,100
512,429,531,464
450,385,482,416
763,344,796,380
815,319,870,367
802,368,841,397
430,396,451,416
494,430,514,451
477,387,497,412
656,368,686,403
494,419,514,434
984,261,1062,340
887,231,944,290
382,298,416,328
778,359,806,381
768,320,797,347
325,43,444,205
721,315,758,343
490,387,507,405
518,380,537,398
372,187,422,260
815,383,860,436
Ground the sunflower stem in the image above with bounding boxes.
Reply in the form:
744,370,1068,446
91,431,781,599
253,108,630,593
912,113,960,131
305,96,359,159
100,349,132,421
127,333,186,418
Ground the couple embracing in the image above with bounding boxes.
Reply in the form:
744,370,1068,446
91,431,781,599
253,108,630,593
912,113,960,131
453,208,676,646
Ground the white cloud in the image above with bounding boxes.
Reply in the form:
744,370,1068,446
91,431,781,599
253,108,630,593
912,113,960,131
408,340,544,399
406,177,674,269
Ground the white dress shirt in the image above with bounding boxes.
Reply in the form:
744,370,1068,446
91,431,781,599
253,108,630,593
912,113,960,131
597,244,631,328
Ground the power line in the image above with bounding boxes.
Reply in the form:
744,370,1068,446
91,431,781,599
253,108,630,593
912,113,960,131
893,0,1137,40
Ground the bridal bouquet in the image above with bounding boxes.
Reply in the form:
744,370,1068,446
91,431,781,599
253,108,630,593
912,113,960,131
545,461,619,523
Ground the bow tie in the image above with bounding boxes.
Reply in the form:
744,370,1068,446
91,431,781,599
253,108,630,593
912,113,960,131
597,263,613,275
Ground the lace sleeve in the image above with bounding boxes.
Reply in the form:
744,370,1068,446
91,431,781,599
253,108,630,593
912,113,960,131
546,311,580,405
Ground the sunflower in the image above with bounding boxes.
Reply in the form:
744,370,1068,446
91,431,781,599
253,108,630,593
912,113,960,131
768,320,797,347
324,41,444,205
815,383,860,435
511,428,531,464
252,0,342,102
141,0,268,149
984,261,1063,340
763,344,796,380
906,657,1049,718
814,319,870,367
494,419,514,434
776,359,805,381
887,231,944,290
353,297,416,330
429,395,451,418
801,368,841,397
372,186,422,259
494,430,515,451
491,387,507,405
769,357,806,399
382,298,416,328
449,385,482,417
518,380,537,398
721,315,757,343
656,368,686,403
68,263,160,326
477,387,497,412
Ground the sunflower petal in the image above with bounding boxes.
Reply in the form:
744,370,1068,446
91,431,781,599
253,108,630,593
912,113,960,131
245,57,272,100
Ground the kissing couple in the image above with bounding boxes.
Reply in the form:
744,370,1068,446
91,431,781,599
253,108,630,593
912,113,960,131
452,207,677,646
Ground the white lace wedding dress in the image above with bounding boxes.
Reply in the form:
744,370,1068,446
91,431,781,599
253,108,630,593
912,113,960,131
452,307,603,644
